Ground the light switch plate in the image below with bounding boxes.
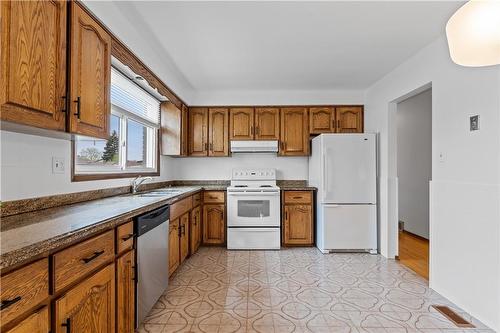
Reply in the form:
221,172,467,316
52,157,65,174
470,115,479,131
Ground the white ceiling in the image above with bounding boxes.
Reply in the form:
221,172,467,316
86,1,462,98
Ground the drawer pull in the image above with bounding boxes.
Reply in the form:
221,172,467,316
293,196,303,199
62,318,71,332
209,196,217,199
121,233,135,242
0,296,21,310
81,250,105,264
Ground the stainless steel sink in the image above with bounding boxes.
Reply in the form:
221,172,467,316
134,189,182,197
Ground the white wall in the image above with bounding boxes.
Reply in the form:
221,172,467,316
397,89,432,239
0,131,176,201
189,89,365,106
365,36,500,331
170,154,308,180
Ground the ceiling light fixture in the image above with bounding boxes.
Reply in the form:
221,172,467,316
446,0,500,67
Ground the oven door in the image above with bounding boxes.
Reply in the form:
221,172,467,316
227,191,280,227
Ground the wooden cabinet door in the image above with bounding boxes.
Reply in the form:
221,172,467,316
160,102,182,156
54,264,115,333
181,105,189,156
229,108,254,140
335,106,363,133
4,306,49,333
280,107,309,156
255,108,280,140
116,250,135,333
190,206,201,254
179,212,190,263
203,204,225,244
208,108,229,156
189,107,208,156
0,0,67,131
283,205,313,245
309,107,335,134
169,219,180,276
69,2,111,139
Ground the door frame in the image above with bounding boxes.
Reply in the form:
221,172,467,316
387,82,432,276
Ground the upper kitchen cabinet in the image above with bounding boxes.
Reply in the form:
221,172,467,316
280,107,309,156
335,106,364,133
229,107,254,140
309,107,335,134
255,107,280,140
0,0,67,131
189,107,208,156
208,108,229,156
68,2,111,139
161,102,188,156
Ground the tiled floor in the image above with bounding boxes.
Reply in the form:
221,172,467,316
138,247,492,333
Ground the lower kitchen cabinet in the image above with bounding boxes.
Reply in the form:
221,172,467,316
116,250,135,333
179,212,190,263
54,263,115,333
169,219,180,276
203,204,225,244
282,191,314,246
4,306,49,333
190,205,202,254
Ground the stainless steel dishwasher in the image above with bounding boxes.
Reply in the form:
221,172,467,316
135,205,169,326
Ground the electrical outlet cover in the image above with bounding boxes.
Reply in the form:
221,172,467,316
52,157,65,174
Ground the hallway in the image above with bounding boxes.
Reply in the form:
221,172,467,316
398,231,430,280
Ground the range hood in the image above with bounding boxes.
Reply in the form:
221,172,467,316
230,140,278,153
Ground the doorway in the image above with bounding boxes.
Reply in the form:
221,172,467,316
396,88,432,280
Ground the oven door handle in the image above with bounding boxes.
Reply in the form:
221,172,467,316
227,192,279,196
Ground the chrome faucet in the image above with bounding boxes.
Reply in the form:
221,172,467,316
132,176,153,194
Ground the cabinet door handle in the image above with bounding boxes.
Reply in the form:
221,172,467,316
62,318,71,332
285,211,288,220
204,142,208,151
81,250,105,264
251,126,254,136
121,233,135,242
73,96,81,119
61,96,67,113
256,127,260,135
337,119,341,128
0,296,21,310
209,143,213,151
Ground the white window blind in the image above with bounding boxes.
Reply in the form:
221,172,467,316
111,67,160,127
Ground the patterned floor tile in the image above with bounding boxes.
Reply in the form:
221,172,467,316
139,247,494,333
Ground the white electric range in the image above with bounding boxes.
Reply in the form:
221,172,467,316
226,168,281,250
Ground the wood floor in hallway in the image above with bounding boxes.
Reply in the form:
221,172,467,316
398,230,429,280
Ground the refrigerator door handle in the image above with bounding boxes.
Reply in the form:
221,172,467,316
322,155,327,201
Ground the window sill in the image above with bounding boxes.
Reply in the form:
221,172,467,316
72,171,160,182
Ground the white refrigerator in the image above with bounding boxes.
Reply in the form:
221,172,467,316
309,134,377,253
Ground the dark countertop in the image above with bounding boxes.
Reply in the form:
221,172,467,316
0,182,316,271
279,186,317,191
0,186,208,271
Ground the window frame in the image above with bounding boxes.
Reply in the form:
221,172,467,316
72,93,160,182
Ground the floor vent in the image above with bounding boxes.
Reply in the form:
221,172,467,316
432,305,475,328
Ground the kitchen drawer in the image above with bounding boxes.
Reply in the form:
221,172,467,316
170,196,193,220
284,191,312,204
116,221,134,254
53,230,114,292
192,193,201,207
203,191,225,204
1,258,49,327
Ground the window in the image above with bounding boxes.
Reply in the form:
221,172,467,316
74,67,160,178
